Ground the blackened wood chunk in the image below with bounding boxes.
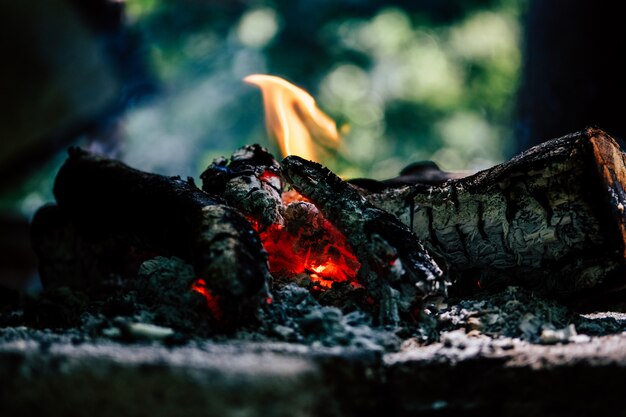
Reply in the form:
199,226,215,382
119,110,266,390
31,204,129,290
200,144,284,228
281,156,446,325
349,161,465,191
367,128,626,298
36,148,271,321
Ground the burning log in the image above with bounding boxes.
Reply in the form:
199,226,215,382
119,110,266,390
201,145,362,292
365,128,626,297
200,144,445,323
281,156,446,325
32,148,272,323
30,125,626,329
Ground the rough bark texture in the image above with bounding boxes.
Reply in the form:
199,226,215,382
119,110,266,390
366,128,626,297
201,144,284,228
281,156,445,325
33,148,271,321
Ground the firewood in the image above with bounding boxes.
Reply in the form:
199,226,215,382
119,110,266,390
34,148,272,320
365,128,626,297
200,144,284,228
201,145,363,292
31,204,118,291
281,156,446,325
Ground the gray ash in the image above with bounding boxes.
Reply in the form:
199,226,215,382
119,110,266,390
254,283,400,350
415,286,626,344
201,144,284,228
4,255,626,352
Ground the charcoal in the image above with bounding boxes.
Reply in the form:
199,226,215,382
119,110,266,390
349,160,464,191
201,144,284,228
34,148,272,325
281,156,446,326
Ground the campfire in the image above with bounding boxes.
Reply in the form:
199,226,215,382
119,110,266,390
28,75,443,334
22,75,626,343
3,75,626,417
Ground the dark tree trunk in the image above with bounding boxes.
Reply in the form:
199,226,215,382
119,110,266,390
516,0,626,151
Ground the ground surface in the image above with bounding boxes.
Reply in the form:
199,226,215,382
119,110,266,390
2,320,626,417
3,262,626,417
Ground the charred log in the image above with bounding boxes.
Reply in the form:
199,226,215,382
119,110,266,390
202,145,362,292
33,148,271,322
366,128,626,297
349,161,464,191
281,156,445,325
201,144,284,228
31,204,127,291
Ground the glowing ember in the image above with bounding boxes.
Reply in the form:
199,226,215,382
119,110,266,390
281,188,309,205
258,223,360,288
191,278,223,320
244,74,340,161
252,189,361,289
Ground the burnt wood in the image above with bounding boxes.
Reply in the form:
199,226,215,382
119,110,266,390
32,128,626,321
201,144,284,228
366,128,626,298
33,148,271,321
281,156,446,325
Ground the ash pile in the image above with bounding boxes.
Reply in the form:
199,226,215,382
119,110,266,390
5,127,626,349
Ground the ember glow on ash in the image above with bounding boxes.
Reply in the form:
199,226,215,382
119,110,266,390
244,74,340,161
191,278,223,320
280,188,309,205
252,174,361,289
256,213,361,289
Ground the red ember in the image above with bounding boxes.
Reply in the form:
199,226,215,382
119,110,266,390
254,189,361,289
191,278,223,321
281,189,309,205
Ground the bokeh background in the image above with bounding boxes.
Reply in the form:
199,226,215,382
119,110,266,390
115,0,522,179
1,0,524,217
2,0,625,289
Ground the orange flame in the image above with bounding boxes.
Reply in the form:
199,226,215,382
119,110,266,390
244,74,340,160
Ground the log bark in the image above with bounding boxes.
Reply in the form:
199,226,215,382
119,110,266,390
33,148,271,320
365,128,626,297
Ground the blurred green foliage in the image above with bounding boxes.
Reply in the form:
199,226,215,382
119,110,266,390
2,0,524,218
122,0,522,179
